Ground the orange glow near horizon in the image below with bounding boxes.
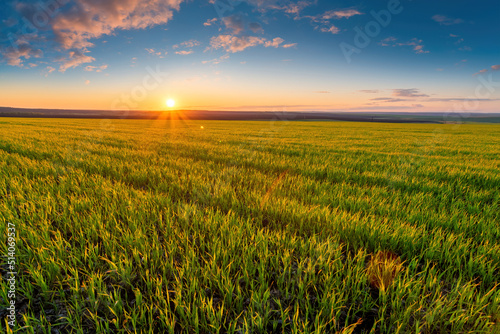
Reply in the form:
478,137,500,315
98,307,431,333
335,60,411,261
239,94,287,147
1,79,499,113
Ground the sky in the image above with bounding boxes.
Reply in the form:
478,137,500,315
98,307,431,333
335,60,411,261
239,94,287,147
0,0,499,113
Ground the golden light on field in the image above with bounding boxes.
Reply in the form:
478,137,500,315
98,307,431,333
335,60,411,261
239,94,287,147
166,99,175,108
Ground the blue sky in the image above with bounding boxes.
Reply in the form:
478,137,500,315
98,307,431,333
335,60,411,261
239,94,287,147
0,0,499,112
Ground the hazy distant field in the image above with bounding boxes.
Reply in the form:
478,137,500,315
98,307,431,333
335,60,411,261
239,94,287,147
0,118,499,333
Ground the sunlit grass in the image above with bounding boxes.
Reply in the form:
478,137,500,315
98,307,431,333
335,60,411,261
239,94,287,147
0,118,499,333
366,251,403,293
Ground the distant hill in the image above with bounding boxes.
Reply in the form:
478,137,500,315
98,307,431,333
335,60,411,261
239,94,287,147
1,107,499,123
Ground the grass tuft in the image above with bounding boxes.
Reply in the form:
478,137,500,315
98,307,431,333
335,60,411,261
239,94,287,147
366,251,403,293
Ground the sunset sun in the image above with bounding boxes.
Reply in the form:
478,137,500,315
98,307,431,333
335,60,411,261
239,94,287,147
166,99,175,108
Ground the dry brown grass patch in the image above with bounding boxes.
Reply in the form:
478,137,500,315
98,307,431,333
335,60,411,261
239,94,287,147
366,251,403,293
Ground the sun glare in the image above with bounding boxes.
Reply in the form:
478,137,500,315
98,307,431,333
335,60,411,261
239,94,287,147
166,99,175,108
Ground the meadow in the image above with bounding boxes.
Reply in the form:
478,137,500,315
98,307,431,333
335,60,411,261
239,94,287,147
0,117,499,333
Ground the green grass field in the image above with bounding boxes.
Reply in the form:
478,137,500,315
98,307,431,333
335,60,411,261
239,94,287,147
0,117,499,333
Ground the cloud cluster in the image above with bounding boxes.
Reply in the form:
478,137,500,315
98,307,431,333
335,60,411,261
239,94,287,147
209,35,265,53
2,0,303,69
223,14,246,35
393,88,429,98
379,37,429,54
448,33,472,52
84,64,108,72
319,9,363,19
204,1,299,58
406,39,428,54
175,50,193,55
241,1,361,35
304,8,362,34
269,1,314,17
58,49,95,72
173,39,201,49
473,64,500,76
2,42,43,66
321,26,340,34
3,0,186,70
366,88,429,105
173,40,200,49
204,18,217,26
170,39,200,56
359,89,379,93
249,22,264,33
52,0,184,50
427,97,500,102
363,85,500,108
371,97,408,103
265,37,284,48
209,35,295,53
249,0,361,23
219,14,264,36
145,48,167,57
202,54,230,65
432,15,463,25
